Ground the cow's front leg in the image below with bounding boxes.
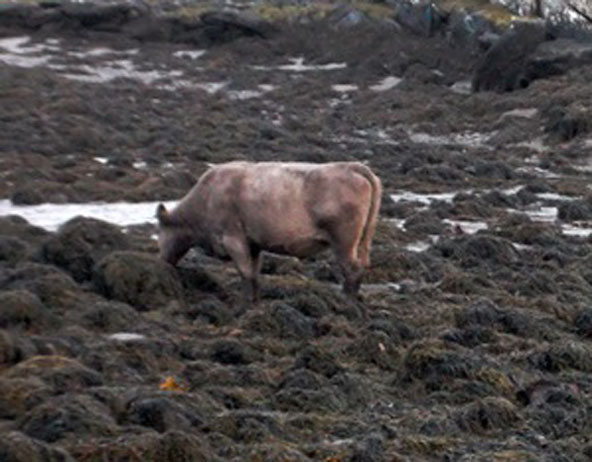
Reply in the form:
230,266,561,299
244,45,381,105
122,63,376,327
222,234,259,305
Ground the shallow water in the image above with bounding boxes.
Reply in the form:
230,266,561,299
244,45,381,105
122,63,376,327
0,199,177,232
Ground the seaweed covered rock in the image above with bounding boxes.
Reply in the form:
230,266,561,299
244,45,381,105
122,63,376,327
1,263,87,312
0,215,49,245
125,396,203,433
558,198,592,221
0,290,54,330
472,21,547,92
0,236,30,264
41,217,130,282
432,234,519,268
4,355,104,392
0,431,75,462
0,376,50,419
18,393,118,443
93,251,183,310
455,397,520,434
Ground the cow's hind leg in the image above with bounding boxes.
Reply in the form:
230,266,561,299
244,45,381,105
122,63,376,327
328,211,366,297
222,234,259,305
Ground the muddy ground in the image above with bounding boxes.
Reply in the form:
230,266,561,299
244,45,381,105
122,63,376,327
2,3,592,461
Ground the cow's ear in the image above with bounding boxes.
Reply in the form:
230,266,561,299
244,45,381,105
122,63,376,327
156,203,172,225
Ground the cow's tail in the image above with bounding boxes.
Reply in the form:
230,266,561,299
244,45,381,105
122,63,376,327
351,163,382,268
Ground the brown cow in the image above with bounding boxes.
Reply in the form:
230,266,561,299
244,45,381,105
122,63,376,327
156,161,381,302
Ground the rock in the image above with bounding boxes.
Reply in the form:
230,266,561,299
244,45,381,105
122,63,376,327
0,215,49,245
154,431,212,462
270,302,317,339
125,396,202,433
472,21,548,92
351,432,385,462
432,234,520,268
60,2,137,31
199,10,276,43
4,355,104,392
11,180,73,205
394,1,446,37
41,216,130,282
455,397,520,434
405,210,446,235
558,198,592,221
210,339,252,365
347,329,399,370
78,300,142,332
402,339,477,385
0,236,29,264
544,106,590,142
574,308,592,338
18,393,118,442
0,376,50,419
0,431,75,462
446,9,499,51
1,263,86,312
93,251,184,311
213,410,282,443
456,298,503,329
527,38,592,87
0,290,54,330
274,386,344,413
184,298,233,326
293,344,343,378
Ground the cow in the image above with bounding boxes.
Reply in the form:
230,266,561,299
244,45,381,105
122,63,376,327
156,161,382,303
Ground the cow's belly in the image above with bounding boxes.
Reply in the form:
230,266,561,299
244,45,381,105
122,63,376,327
247,219,330,258
264,235,330,258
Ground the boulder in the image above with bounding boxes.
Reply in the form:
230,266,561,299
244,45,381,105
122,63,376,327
4,355,104,392
93,251,184,311
0,290,54,330
199,10,276,42
527,38,592,85
544,106,590,142
0,236,29,264
41,216,130,282
0,431,75,462
125,396,203,433
18,393,118,443
0,215,49,245
472,21,548,92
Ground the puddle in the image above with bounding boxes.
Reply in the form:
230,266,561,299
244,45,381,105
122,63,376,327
535,192,576,201
407,129,494,148
369,76,402,92
173,50,206,60
108,333,147,342
0,199,178,232
156,80,227,93
500,108,538,120
227,84,275,100
332,84,358,92
253,57,346,72
517,206,558,223
449,80,472,94
443,219,488,234
390,191,459,205
63,60,184,84
515,166,560,179
405,240,434,252
68,47,139,59
562,224,592,237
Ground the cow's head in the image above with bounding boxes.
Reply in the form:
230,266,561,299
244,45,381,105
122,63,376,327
156,203,193,266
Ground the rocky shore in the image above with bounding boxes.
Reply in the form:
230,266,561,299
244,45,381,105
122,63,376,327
1,1,592,460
